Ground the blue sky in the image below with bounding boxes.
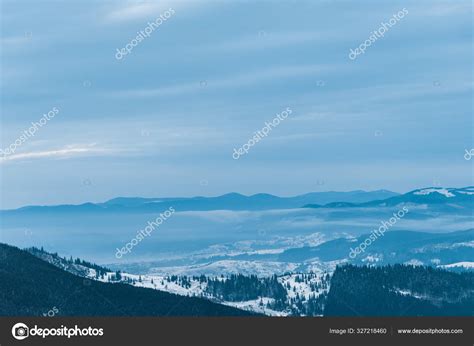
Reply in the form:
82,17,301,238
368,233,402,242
0,0,472,209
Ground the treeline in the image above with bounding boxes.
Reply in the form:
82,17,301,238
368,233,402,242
205,274,287,302
282,273,330,316
160,272,330,315
27,246,111,278
71,258,110,277
286,292,327,316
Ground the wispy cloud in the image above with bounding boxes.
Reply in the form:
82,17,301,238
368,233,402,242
109,64,339,98
0,144,109,163
104,1,173,22
1,35,32,46
104,0,212,22
209,31,337,52
422,2,472,16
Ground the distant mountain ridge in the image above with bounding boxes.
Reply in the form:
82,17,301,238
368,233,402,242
5,187,473,214
304,187,474,209
2,189,401,213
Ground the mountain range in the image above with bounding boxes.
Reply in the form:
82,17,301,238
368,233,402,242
4,189,400,213
3,187,472,214
305,187,474,210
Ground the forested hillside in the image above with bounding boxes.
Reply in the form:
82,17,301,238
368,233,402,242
0,243,253,316
324,264,474,316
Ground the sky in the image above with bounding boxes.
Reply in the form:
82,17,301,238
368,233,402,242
0,0,473,209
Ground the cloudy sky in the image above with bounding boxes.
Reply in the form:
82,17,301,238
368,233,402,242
0,0,472,209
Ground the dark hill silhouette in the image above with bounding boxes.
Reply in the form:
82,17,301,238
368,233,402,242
0,243,253,316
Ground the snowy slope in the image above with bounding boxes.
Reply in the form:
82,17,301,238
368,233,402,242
94,271,331,316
